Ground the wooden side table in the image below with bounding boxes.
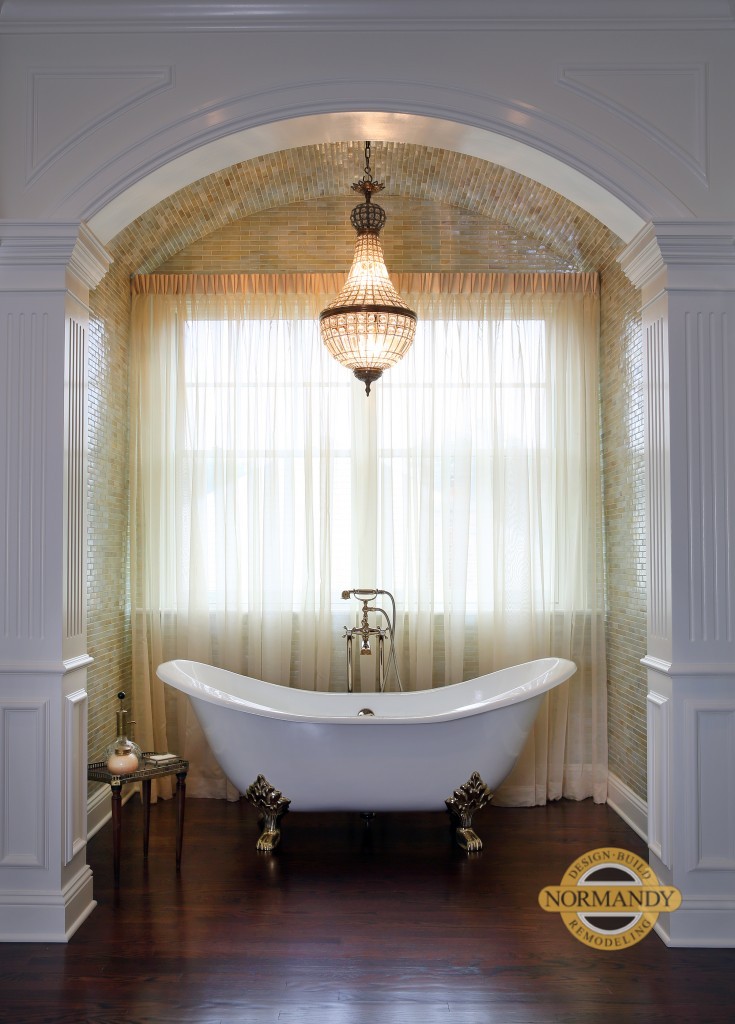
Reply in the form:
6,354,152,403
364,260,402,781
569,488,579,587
88,754,189,888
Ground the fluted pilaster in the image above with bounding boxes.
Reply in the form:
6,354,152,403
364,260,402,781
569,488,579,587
0,221,110,941
620,221,735,947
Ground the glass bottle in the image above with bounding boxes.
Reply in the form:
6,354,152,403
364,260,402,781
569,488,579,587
105,691,142,775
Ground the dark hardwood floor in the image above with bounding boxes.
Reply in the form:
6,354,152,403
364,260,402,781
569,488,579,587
2,796,734,1023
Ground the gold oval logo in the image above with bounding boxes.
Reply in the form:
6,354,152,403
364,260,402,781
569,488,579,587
539,847,681,949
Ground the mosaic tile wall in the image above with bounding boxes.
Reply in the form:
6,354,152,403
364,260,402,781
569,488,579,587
599,264,647,800
156,198,578,274
87,259,133,781
113,143,612,276
88,141,648,801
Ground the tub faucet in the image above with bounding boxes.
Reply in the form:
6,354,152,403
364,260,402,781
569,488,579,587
341,588,402,693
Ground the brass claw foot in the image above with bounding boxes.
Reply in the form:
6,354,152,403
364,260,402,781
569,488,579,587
455,827,483,853
245,774,290,853
445,771,493,853
256,829,281,852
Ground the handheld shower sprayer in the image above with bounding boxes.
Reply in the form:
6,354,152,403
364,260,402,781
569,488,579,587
341,588,402,693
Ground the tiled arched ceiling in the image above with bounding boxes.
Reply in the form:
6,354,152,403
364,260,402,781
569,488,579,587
108,142,624,275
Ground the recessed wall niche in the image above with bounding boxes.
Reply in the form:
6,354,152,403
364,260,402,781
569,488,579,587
88,142,645,800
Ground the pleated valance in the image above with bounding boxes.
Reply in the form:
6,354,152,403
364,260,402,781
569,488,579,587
130,271,599,297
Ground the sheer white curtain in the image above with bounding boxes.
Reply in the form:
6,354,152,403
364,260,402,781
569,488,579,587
129,274,607,803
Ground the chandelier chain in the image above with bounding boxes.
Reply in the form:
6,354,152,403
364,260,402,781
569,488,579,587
352,139,384,197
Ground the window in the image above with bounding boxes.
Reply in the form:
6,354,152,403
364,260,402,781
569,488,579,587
178,312,552,617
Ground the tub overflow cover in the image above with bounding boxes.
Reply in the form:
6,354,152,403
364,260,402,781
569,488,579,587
357,708,375,717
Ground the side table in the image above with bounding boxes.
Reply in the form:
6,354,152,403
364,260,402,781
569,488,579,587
88,753,189,888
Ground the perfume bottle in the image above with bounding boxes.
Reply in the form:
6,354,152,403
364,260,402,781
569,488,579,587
105,691,142,775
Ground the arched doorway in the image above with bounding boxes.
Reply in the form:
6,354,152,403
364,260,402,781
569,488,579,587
2,57,734,949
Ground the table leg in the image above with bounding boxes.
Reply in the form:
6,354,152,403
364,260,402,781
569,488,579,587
111,783,122,888
142,779,152,860
175,769,187,871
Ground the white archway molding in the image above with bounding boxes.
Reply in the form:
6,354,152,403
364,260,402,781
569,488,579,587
79,91,668,246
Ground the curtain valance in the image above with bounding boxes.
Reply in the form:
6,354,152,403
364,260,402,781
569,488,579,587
131,271,599,298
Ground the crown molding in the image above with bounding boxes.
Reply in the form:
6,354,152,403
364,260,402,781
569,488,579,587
0,221,111,289
1,0,733,33
69,223,113,288
619,221,735,291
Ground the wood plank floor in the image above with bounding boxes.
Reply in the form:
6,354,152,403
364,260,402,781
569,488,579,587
2,797,734,1023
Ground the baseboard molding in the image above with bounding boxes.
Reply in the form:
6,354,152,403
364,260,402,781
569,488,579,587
0,865,96,943
655,899,735,948
607,772,648,843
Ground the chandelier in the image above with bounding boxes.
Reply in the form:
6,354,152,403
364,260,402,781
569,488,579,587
319,142,417,396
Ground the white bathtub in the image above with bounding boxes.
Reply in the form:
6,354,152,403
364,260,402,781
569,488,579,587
157,657,576,852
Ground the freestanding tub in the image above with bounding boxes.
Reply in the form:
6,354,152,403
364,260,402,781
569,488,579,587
156,657,576,852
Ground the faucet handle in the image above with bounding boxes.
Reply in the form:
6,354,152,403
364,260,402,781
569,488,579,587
341,590,351,599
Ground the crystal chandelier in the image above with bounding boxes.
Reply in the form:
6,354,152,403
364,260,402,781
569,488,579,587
319,142,417,396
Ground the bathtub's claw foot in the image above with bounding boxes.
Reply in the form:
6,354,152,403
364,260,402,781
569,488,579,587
455,826,483,852
445,771,493,854
256,828,281,852
245,774,290,854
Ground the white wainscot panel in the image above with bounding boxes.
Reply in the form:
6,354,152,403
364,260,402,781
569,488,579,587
647,690,671,868
0,701,48,868
64,689,87,865
557,63,708,185
27,66,173,186
686,700,735,872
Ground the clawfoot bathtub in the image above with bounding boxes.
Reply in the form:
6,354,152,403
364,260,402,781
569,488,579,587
156,657,576,853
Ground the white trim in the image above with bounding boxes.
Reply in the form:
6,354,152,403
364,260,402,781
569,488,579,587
642,655,735,677
655,898,735,948
64,654,94,674
0,656,93,675
0,699,49,869
607,772,648,843
83,104,654,245
683,698,735,873
557,63,709,186
0,867,96,943
1,0,732,33
620,222,735,293
647,692,671,866
26,67,174,187
0,222,111,290
64,690,87,865
82,87,659,222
